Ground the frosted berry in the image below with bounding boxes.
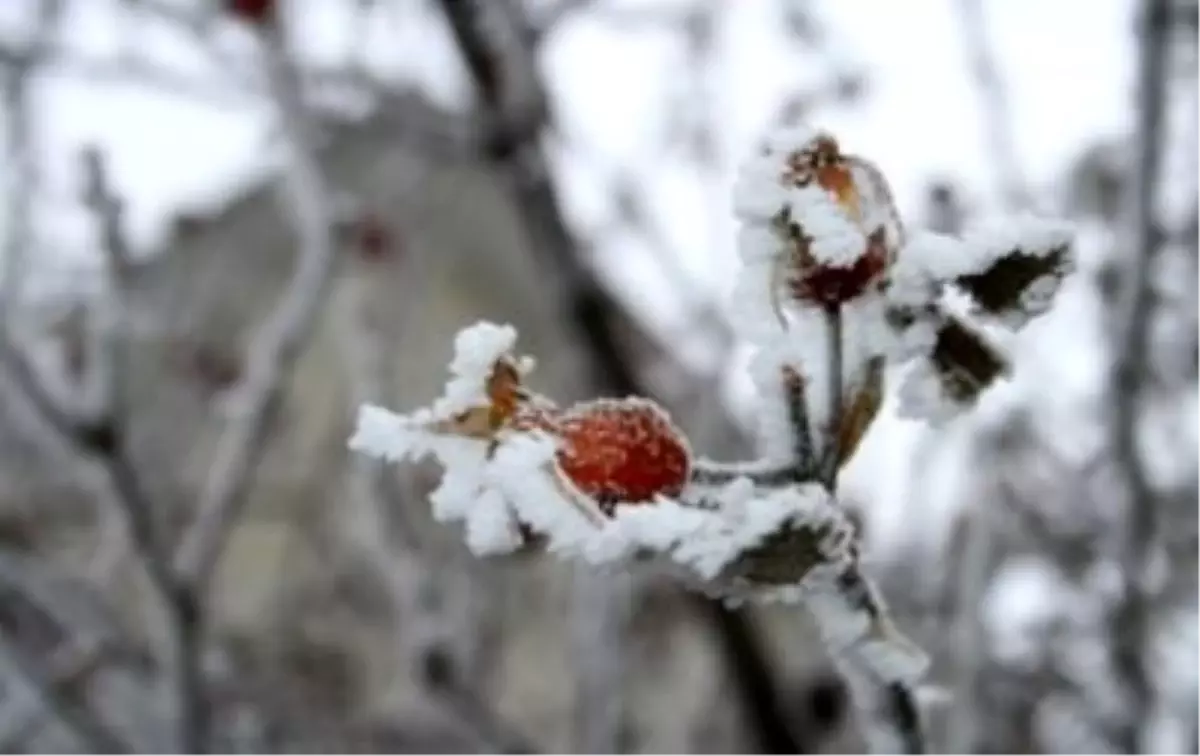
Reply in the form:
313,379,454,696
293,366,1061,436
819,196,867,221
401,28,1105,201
543,399,691,515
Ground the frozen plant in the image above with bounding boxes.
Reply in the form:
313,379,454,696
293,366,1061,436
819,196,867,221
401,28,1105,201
348,126,1076,753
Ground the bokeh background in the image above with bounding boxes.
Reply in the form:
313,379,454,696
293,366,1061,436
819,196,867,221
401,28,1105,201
0,0,1195,753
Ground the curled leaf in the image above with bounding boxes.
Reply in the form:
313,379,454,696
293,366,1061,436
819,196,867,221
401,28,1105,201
955,241,1073,327
930,316,1010,401
726,516,849,585
897,315,1010,422
835,356,886,467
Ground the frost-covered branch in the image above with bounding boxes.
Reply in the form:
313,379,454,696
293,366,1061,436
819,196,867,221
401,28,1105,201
0,77,206,754
175,23,339,593
0,639,128,754
1107,0,1172,751
348,125,1077,753
75,147,210,755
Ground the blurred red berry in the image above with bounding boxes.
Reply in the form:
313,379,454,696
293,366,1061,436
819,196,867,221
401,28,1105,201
355,213,393,261
227,0,275,23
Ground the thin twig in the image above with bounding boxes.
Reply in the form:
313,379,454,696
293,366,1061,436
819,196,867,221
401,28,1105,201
0,0,64,322
944,506,995,753
174,24,339,593
953,0,1032,208
695,597,814,753
820,305,843,488
1106,0,1171,751
0,640,129,753
77,147,210,755
811,304,925,753
0,79,206,752
784,368,815,477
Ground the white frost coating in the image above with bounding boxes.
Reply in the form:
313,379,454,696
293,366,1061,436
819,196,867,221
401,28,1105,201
348,403,421,462
347,321,522,455
895,358,964,425
349,404,489,474
750,366,802,461
806,568,930,685
350,403,530,556
733,153,790,222
727,259,785,341
904,213,1073,285
485,431,599,551
732,125,831,223
894,221,1075,334
898,231,967,287
740,290,893,460
736,223,784,264
985,268,1074,331
962,212,1074,270
762,123,829,156
786,185,867,267
340,129,1087,753
884,315,940,364
354,392,855,587
491,438,847,581
658,481,833,579
841,291,892,366
433,320,519,418
464,488,523,555
428,449,490,521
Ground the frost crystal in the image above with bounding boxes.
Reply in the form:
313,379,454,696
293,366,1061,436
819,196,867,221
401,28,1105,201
434,320,522,418
787,185,868,267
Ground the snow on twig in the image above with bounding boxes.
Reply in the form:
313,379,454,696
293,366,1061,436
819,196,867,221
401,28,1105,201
348,126,1078,753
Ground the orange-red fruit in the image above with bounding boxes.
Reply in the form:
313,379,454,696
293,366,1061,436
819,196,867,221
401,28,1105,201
513,399,691,515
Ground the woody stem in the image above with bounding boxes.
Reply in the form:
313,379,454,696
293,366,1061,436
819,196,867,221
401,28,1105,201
820,303,843,490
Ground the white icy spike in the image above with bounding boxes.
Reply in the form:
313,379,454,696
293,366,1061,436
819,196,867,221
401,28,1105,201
432,320,521,419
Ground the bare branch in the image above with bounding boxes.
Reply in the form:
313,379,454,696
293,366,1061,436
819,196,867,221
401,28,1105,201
1106,0,1172,751
820,305,844,487
0,142,210,753
0,0,65,320
944,506,997,753
0,58,171,746
0,555,136,753
76,146,213,755
570,569,629,754
175,25,340,593
0,639,129,753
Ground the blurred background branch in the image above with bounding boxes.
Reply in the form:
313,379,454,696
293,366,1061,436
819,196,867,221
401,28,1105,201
0,0,1193,753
